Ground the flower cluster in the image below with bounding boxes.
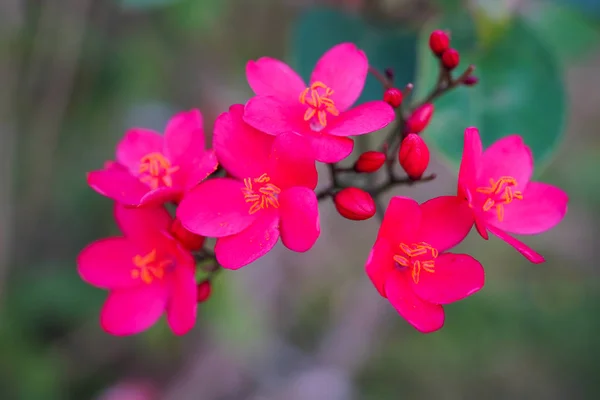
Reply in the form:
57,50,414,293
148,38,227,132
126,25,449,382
78,39,568,336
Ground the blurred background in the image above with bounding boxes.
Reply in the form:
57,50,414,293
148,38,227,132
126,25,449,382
1,0,599,399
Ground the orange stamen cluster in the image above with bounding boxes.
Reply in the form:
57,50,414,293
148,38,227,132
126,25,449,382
393,242,438,284
131,249,172,284
138,152,180,190
299,81,340,128
241,173,281,214
476,176,523,222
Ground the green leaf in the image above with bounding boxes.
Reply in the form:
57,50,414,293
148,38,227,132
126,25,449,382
291,8,417,104
521,2,600,63
121,0,182,10
414,15,566,170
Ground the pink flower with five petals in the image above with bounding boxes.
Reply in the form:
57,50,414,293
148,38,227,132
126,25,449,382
88,110,218,206
177,104,320,270
457,127,569,263
243,43,396,163
77,204,197,336
366,196,483,333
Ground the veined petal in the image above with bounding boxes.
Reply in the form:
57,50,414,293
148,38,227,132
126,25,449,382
177,178,258,237
458,127,483,197
116,129,164,173
478,135,533,190
308,133,354,163
77,238,141,290
87,168,149,206
326,101,395,137
100,284,168,336
167,263,197,335
489,182,568,235
246,57,306,100
385,272,445,333
268,132,318,190
244,95,306,136
279,187,320,252
487,225,545,264
365,237,396,298
215,211,280,270
411,253,485,305
377,196,421,245
213,104,273,179
310,43,368,112
418,196,474,252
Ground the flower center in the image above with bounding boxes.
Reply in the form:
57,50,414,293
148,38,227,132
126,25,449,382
131,249,172,284
241,173,281,215
393,242,438,284
138,152,180,190
475,176,523,222
299,81,340,131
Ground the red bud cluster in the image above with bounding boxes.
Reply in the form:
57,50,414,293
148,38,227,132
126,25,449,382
334,187,376,221
406,103,434,134
399,134,430,180
428,30,460,71
383,87,403,108
354,151,386,173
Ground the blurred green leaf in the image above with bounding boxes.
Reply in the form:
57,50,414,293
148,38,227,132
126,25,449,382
522,2,600,63
414,15,566,170
291,8,417,104
121,0,182,10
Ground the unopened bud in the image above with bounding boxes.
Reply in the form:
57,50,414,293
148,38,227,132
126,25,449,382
399,134,430,180
383,87,403,108
354,151,386,173
441,48,460,70
429,30,450,56
384,67,395,81
406,103,434,134
463,75,479,86
171,218,205,251
196,280,212,303
334,187,376,221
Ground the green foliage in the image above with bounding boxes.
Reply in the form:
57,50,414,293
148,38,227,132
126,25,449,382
414,14,566,170
291,8,417,105
121,0,183,10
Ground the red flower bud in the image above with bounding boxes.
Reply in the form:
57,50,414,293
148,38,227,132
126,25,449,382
171,218,205,251
463,75,479,86
383,87,403,108
406,103,434,134
354,151,386,173
196,280,212,303
399,134,430,180
441,48,460,70
429,30,450,56
334,187,376,221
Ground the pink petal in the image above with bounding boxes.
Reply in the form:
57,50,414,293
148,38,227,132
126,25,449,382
100,283,168,336
279,187,320,252
176,178,258,237
139,186,182,206
77,238,141,290
268,132,318,190
214,104,274,179
411,253,485,305
310,43,368,112
166,263,197,335
385,272,445,333
116,129,164,173
377,196,421,245
214,211,280,269
478,135,533,190
475,219,489,239
246,57,306,101
418,196,474,252
87,168,149,206
243,95,306,136
164,109,206,166
326,101,395,137
180,149,218,190
114,203,172,242
308,133,354,163
458,127,483,197
488,182,568,235
365,237,396,298
487,225,545,264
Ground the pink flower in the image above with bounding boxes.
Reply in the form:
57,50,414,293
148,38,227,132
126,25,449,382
177,104,320,269
366,196,483,333
88,110,218,206
243,43,396,163
457,127,569,263
77,204,197,336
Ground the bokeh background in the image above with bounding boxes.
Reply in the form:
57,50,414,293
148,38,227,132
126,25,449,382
1,0,599,399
